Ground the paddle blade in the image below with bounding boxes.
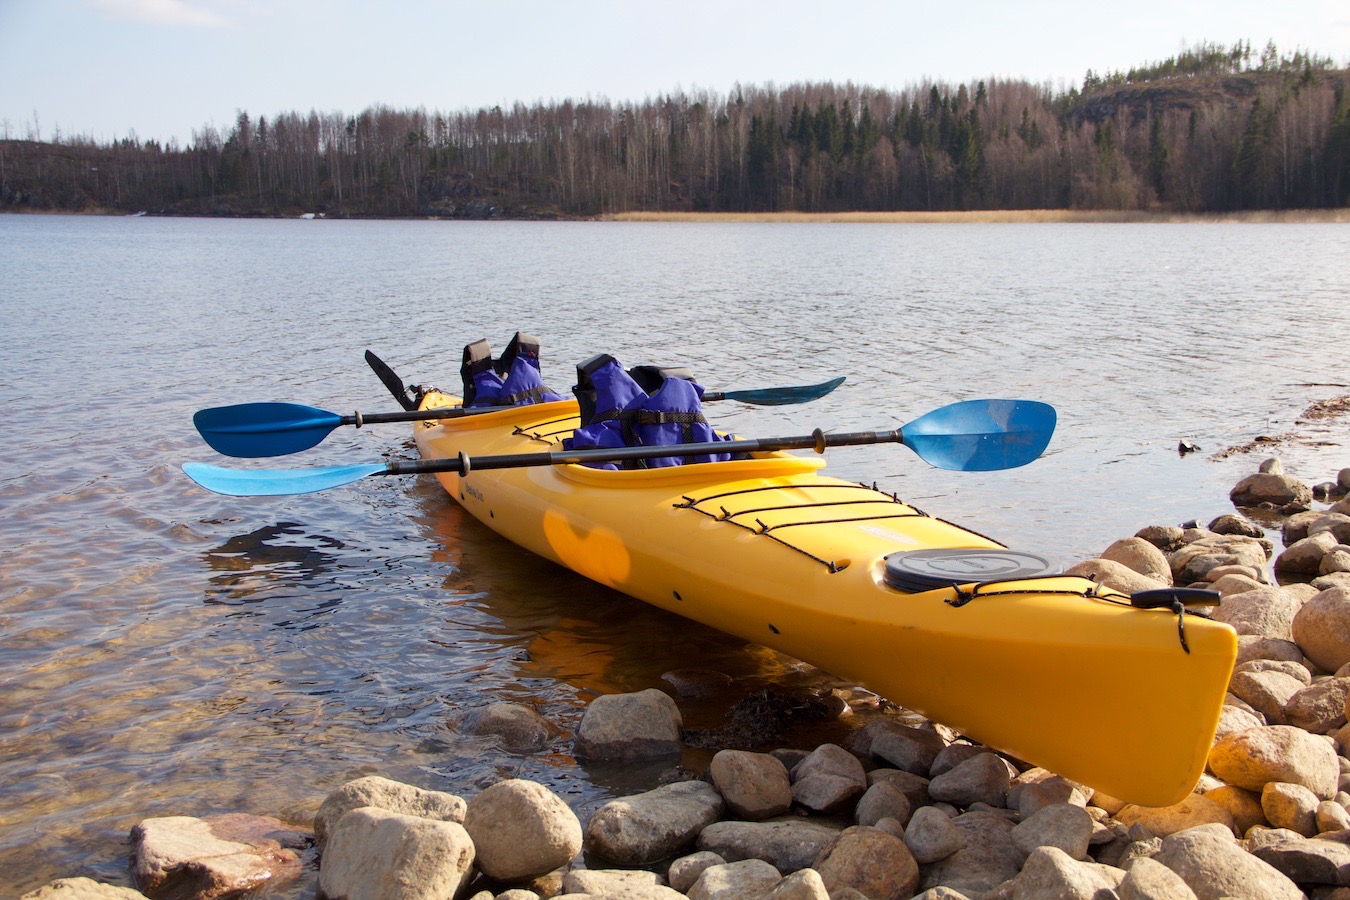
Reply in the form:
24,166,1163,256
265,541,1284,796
719,376,847,406
365,350,418,411
901,399,1056,471
194,402,343,458
182,461,385,496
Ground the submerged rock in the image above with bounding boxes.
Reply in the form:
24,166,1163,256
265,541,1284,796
130,813,308,900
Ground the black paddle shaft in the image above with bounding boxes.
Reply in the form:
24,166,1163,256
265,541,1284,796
383,427,904,476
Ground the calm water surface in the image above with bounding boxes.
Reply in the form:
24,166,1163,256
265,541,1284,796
0,215,1346,893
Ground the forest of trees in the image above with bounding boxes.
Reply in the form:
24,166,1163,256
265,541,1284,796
3,42,1349,218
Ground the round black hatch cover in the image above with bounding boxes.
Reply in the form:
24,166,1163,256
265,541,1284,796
883,548,1055,593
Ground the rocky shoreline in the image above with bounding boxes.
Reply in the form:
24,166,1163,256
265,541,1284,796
22,460,1350,900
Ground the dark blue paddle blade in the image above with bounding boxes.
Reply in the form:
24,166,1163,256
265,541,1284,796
901,399,1056,471
194,402,344,458
719,376,846,406
183,461,386,496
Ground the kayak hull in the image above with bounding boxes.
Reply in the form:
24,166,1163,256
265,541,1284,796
414,395,1236,807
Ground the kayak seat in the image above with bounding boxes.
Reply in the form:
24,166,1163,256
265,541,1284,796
883,548,1056,593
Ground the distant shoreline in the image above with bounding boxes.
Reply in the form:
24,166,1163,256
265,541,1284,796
606,209,1350,224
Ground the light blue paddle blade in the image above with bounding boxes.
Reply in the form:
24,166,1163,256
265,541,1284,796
194,402,344,458
901,399,1056,471
719,376,847,406
182,461,385,496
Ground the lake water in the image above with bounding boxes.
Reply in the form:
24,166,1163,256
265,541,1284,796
0,215,1346,894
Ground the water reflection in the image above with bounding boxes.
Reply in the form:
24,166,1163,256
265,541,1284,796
202,522,349,607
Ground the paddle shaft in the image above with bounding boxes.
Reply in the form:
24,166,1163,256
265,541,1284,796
384,427,900,477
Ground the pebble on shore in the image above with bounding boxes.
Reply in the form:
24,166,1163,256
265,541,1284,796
27,458,1350,900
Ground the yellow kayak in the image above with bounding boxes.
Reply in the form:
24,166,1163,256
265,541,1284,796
413,393,1236,807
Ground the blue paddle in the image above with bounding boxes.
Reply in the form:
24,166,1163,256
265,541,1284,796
183,399,1056,496
193,376,848,459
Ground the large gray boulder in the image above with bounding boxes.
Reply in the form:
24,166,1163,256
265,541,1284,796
1232,473,1313,508
927,753,1011,808
458,701,553,752
573,689,682,759
463,779,582,881
696,818,844,873
584,780,725,865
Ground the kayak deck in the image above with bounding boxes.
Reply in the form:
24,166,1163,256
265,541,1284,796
413,394,1236,807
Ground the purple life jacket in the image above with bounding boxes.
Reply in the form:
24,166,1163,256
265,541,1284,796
461,333,564,408
566,354,731,468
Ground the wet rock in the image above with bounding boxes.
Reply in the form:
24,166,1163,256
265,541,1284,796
857,720,947,775
790,743,866,815
687,859,781,900
573,689,682,760
709,750,791,820
584,780,723,866
917,810,1021,897
1293,587,1350,673
1118,855,1198,900
1153,825,1302,898
463,779,582,881
1249,831,1350,885
459,702,553,752
928,752,1011,808
1284,510,1344,545
814,825,919,900
1263,781,1321,836
855,779,914,828
319,807,473,900
130,814,307,900
696,818,844,873
904,805,964,864
1210,514,1265,539
1115,795,1235,838
1260,458,1287,476
1065,558,1167,593
314,775,465,851
1209,725,1341,799
1277,531,1342,574
764,867,829,900
19,879,148,899
1232,472,1313,508
667,851,726,894
1211,586,1304,641
999,845,1126,897
1010,802,1094,860
661,668,733,698
1285,676,1350,733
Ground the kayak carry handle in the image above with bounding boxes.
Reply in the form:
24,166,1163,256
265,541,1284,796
1130,588,1221,610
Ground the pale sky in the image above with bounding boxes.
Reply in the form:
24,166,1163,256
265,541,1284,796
3,0,1348,147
